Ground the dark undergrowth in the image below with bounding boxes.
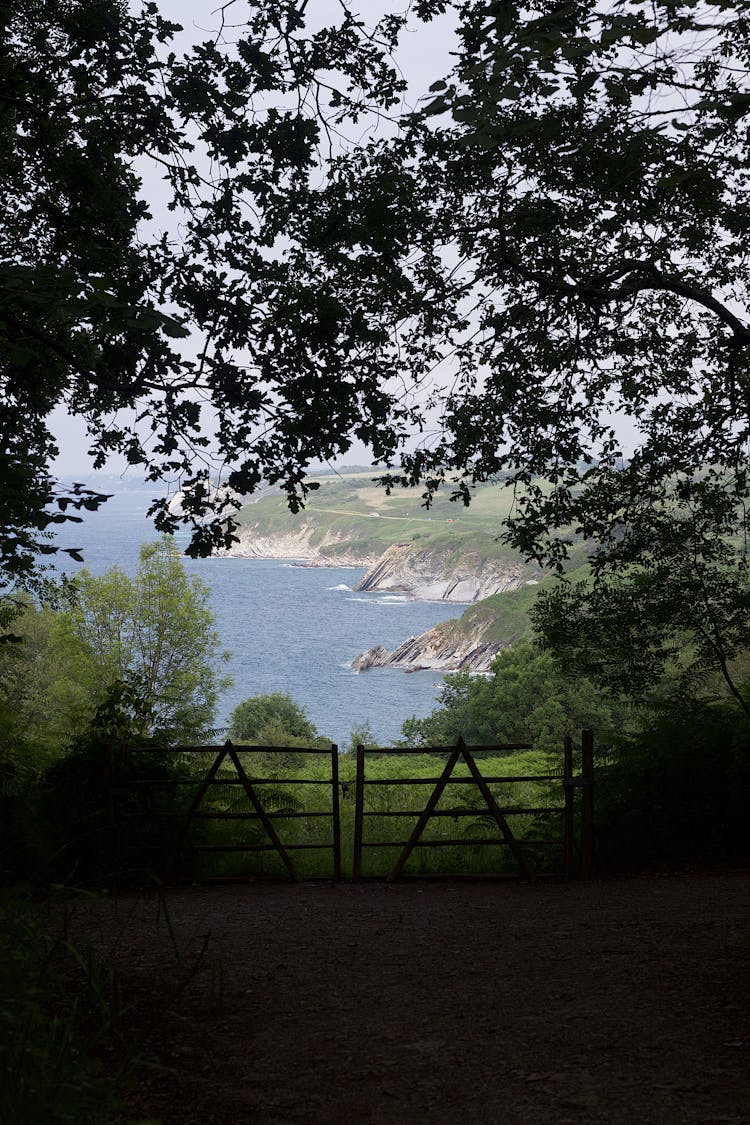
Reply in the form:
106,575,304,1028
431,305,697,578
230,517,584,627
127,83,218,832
2,701,749,1124
0,887,145,1125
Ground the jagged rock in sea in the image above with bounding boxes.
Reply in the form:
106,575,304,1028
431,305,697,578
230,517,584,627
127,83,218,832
353,543,542,602
351,620,503,675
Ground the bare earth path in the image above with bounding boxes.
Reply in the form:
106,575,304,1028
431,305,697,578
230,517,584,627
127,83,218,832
77,873,750,1124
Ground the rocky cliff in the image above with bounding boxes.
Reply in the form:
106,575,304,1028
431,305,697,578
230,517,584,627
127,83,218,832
351,616,503,675
353,542,543,601
351,583,540,674
223,520,380,567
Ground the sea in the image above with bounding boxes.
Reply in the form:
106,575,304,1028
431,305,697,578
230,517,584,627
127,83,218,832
51,487,464,748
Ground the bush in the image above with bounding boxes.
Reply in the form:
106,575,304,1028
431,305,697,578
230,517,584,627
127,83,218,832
595,700,750,870
0,891,124,1124
37,681,195,885
229,692,319,743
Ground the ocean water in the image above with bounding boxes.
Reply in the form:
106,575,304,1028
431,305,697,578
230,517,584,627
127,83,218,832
52,489,464,748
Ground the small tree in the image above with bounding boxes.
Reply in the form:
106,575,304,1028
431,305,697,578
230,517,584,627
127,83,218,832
71,539,231,743
229,692,319,745
345,720,377,755
532,501,750,714
0,595,97,769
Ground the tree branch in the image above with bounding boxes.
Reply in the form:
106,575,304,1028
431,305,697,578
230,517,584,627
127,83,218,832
499,254,750,344
3,311,203,396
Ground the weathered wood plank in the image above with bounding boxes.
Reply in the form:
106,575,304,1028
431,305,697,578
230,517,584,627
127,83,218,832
386,744,463,882
331,743,341,882
226,746,300,882
459,739,534,882
581,728,595,878
352,744,366,882
564,734,574,879
162,741,231,880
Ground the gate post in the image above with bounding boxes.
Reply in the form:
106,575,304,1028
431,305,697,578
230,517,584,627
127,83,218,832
105,741,126,879
352,744,365,882
581,728,595,877
563,735,574,878
331,743,341,882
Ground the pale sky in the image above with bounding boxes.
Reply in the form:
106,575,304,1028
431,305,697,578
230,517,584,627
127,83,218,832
50,2,646,483
51,1,459,478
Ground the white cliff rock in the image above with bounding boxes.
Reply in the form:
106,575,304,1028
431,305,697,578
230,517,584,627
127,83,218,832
351,616,503,674
353,543,542,602
167,482,242,516
222,521,380,566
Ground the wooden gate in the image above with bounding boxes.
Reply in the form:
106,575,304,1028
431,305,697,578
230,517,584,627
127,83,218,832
352,732,594,881
111,739,341,882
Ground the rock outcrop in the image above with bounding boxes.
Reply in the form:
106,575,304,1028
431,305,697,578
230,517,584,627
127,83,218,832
351,617,504,675
353,543,542,602
168,483,242,516
223,521,380,567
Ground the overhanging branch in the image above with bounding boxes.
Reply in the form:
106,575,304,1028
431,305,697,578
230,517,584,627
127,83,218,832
497,254,750,345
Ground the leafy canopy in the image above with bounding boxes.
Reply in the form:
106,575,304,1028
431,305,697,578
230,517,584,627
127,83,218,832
0,539,230,757
532,501,750,713
315,1,750,572
70,539,231,741
401,642,631,751
1,0,414,580
4,0,750,618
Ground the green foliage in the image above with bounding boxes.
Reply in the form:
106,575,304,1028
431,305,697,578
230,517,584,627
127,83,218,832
0,0,419,578
533,507,750,713
345,720,377,754
232,475,526,565
0,598,88,762
402,642,631,751
70,539,231,743
229,692,320,745
595,699,750,870
340,746,563,878
228,692,328,772
0,543,230,880
0,540,229,770
0,595,97,870
348,2,750,583
37,680,199,883
0,892,124,1123
428,580,551,656
5,0,750,630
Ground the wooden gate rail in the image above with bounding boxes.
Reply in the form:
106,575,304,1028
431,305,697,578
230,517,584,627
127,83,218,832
113,739,341,883
353,733,594,882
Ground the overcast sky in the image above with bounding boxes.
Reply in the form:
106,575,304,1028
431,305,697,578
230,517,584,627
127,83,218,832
51,1,459,479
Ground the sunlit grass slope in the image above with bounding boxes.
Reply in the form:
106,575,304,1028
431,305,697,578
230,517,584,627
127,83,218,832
234,472,523,562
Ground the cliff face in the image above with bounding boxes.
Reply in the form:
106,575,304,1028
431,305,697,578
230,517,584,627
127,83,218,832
353,543,542,601
223,521,380,566
351,614,503,674
168,483,242,516
351,578,540,675
224,528,545,605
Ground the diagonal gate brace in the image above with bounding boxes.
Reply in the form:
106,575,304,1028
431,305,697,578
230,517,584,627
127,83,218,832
386,737,533,882
163,741,231,881
227,746,300,882
163,740,300,882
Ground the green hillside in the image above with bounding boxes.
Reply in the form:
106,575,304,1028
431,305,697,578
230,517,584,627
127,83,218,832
235,471,523,562
440,560,591,649
236,471,593,653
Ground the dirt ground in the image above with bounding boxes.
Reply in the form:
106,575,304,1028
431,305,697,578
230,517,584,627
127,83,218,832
74,872,750,1124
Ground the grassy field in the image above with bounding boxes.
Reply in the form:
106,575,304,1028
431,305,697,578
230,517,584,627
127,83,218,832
235,472,525,563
